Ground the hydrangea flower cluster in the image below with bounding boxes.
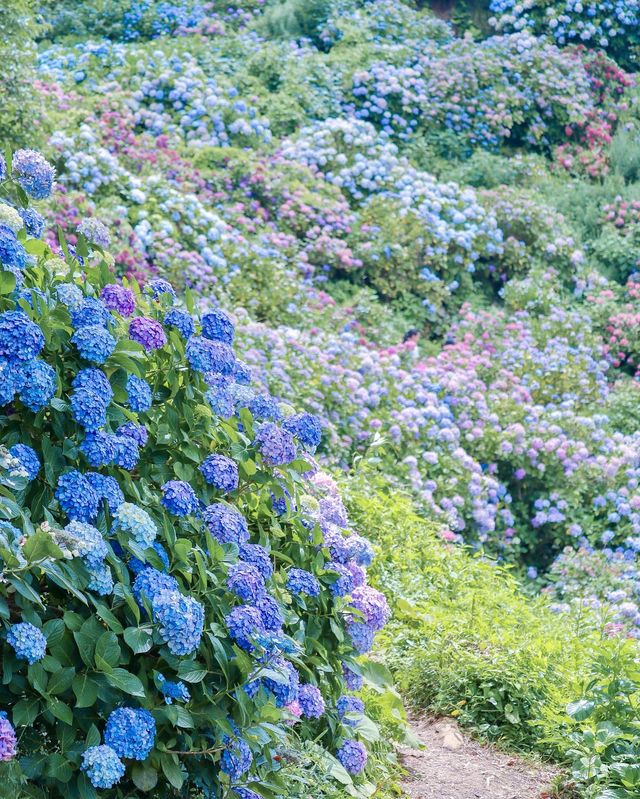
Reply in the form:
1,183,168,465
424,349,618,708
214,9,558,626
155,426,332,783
6,622,47,664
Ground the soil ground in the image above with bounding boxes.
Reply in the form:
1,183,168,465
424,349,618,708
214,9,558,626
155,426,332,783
399,716,562,799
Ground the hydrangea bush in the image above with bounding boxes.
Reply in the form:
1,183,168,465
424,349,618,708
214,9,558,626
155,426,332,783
0,152,390,798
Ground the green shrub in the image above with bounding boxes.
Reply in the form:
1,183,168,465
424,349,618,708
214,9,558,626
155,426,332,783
0,0,42,148
0,154,392,798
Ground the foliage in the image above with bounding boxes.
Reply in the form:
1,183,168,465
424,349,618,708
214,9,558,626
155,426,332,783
344,479,609,751
0,0,43,148
0,157,393,798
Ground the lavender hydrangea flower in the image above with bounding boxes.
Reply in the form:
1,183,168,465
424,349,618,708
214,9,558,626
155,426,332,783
227,563,265,602
129,317,167,351
226,605,265,651
77,218,111,248
101,284,136,316
254,422,296,466
337,739,367,775
203,503,249,545
298,684,325,719
0,713,17,762
147,278,176,301
161,480,198,517
287,568,320,597
200,454,239,492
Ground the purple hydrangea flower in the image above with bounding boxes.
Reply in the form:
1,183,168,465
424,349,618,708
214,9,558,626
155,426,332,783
203,503,249,545
0,713,17,762
298,684,325,719
129,317,167,351
337,739,367,775
101,284,136,317
161,480,198,517
254,422,296,466
77,218,111,248
200,454,239,492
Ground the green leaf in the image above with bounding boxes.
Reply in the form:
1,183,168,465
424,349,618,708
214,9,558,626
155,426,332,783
0,270,16,296
161,755,185,790
47,667,75,696
132,765,158,792
95,632,121,669
106,668,145,697
177,663,208,683
46,698,73,725
567,699,595,721
73,673,99,708
123,626,153,654
12,698,40,727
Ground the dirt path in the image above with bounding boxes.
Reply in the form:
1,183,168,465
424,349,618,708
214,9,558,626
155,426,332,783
399,716,562,799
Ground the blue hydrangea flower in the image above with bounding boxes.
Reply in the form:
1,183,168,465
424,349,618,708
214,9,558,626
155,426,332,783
205,374,235,418
19,359,56,412
17,208,45,239
104,707,156,761
203,503,249,545
298,684,325,719
81,745,125,789
226,606,265,651
202,309,234,344
337,695,365,726
254,423,296,466
287,568,320,597
116,421,148,447
71,388,109,431
0,226,28,271
114,503,157,546
126,374,152,412
253,594,284,632
227,563,265,602
157,674,190,705
113,434,140,470
337,739,367,775
70,297,111,329
133,568,178,607
263,657,299,707
0,155,5,182
9,444,39,481
346,621,375,654
12,150,55,199
0,311,44,362
234,359,252,385
7,622,46,664
342,663,364,691
56,283,84,309
147,278,176,301
247,394,282,422
80,431,116,467
87,562,114,596
161,480,197,517
77,218,110,248
164,308,195,338
152,589,204,655
233,790,261,799
72,325,116,364
239,543,273,580
186,336,235,375
56,471,99,522
65,520,109,570
72,368,113,404
200,454,238,492
86,472,124,513
283,412,322,449
221,731,253,781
